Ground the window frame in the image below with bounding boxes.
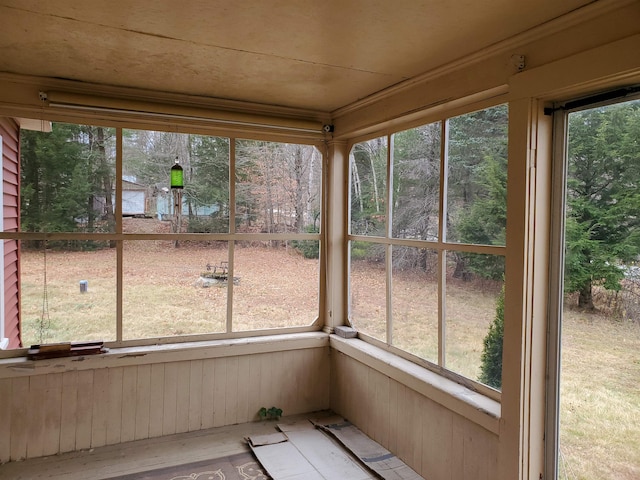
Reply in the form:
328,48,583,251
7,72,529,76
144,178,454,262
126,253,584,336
1,122,326,352
346,106,508,400
545,90,640,480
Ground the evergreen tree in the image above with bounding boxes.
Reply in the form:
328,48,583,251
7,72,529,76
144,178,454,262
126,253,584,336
188,135,230,232
448,104,508,281
21,123,89,234
448,104,508,240
479,283,504,389
21,123,116,244
565,101,640,309
455,154,507,280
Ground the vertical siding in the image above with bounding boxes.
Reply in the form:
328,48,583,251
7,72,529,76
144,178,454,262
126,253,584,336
0,117,20,349
59,371,79,453
121,366,138,442
135,364,152,439
0,378,12,460
330,351,499,480
0,346,330,463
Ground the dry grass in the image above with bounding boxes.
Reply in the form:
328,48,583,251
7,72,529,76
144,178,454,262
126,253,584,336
355,275,640,480
350,259,501,379
559,307,640,480
21,239,319,344
18,222,639,479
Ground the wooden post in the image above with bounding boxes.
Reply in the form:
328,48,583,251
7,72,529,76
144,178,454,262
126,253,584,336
173,188,182,247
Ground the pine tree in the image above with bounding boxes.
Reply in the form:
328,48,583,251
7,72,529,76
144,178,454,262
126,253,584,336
564,101,640,309
479,283,504,389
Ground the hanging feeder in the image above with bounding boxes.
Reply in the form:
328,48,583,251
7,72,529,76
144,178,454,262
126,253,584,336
170,157,183,189
171,157,184,246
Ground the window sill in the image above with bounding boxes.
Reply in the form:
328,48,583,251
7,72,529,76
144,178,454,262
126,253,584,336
330,335,501,434
0,332,330,379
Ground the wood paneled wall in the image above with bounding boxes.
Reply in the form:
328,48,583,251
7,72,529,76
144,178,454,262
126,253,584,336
0,346,329,463
0,332,500,479
330,350,499,480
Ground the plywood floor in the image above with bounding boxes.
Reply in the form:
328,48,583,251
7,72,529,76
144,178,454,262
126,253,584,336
0,412,326,480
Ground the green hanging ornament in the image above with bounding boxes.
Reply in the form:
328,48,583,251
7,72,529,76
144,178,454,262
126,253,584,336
170,157,184,189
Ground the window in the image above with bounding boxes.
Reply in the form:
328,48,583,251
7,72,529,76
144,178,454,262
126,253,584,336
348,105,508,389
10,122,322,348
548,96,640,480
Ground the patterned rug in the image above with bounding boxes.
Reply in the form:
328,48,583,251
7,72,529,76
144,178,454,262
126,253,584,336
104,451,270,480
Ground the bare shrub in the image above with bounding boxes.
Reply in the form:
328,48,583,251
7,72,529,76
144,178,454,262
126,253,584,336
591,279,640,325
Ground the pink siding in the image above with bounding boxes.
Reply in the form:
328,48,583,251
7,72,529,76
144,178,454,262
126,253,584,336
3,171,18,188
1,117,21,348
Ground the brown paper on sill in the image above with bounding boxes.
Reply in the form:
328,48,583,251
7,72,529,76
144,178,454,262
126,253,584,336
312,416,424,480
247,422,375,480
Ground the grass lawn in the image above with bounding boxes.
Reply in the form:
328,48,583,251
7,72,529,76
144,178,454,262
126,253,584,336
18,240,640,480
559,309,640,480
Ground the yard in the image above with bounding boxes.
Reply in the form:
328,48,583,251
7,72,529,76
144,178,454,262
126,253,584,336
17,221,640,480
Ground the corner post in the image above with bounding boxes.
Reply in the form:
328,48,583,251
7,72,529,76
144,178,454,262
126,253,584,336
500,97,551,480
324,139,349,333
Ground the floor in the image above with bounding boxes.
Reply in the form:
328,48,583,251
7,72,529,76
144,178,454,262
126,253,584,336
0,412,325,480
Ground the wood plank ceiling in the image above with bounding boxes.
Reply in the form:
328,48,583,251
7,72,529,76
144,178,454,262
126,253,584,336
0,0,593,113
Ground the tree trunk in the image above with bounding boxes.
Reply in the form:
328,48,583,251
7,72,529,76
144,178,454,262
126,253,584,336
368,145,381,214
350,153,363,213
578,280,595,310
293,146,304,232
419,248,429,272
95,127,116,247
452,253,470,280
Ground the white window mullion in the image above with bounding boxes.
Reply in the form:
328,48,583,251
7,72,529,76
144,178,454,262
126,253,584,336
438,120,450,367
115,128,123,342
386,134,393,345
227,138,236,333
545,106,569,480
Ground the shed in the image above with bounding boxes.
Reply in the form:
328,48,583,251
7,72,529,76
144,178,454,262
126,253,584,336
121,179,147,216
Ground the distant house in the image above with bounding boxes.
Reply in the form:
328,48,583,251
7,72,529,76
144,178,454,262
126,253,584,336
156,193,220,220
121,179,149,216
92,179,155,217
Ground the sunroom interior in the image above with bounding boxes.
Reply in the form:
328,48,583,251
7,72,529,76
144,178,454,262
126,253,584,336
0,1,639,479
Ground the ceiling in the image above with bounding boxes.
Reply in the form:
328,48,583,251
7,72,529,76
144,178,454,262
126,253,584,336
0,0,594,113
